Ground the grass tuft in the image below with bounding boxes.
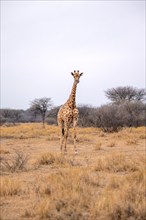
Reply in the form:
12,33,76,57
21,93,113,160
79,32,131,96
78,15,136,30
94,153,140,173
0,177,22,196
36,152,81,168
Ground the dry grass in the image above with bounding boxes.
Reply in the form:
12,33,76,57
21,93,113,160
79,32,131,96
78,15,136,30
0,123,59,139
36,152,81,167
0,177,22,196
126,138,139,145
94,142,102,150
107,141,116,148
33,168,99,219
0,151,29,173
0,148,10,154
94,153,142,173
0,123,145,220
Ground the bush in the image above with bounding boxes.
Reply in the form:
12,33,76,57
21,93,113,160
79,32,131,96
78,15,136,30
96,102,145,132
47,106,60,125
96,104,123,132
78,105,98,127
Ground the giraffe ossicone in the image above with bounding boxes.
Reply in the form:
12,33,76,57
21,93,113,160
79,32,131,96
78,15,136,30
57,70,83,154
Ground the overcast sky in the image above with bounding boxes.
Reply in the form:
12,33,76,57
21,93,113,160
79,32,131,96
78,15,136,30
1,0,145,110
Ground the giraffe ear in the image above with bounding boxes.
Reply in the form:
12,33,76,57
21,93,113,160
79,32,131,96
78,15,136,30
80,72,83,76
71,72,74,76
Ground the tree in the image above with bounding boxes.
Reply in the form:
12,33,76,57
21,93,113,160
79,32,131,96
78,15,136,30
30,97,53,127
105,86,146,104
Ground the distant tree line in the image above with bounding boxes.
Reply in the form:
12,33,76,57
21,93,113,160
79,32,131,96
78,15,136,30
0,97,53,127
0,86,145,132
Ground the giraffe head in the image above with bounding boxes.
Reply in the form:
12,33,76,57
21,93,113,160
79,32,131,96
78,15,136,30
71,70,83,83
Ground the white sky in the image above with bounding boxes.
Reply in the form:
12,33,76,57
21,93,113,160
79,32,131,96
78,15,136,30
1,0,145,109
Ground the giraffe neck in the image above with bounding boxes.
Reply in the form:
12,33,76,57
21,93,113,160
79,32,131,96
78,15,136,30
67,81,78,109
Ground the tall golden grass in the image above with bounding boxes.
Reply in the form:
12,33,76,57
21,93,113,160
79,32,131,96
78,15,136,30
0,123,145,220
0,177,22,196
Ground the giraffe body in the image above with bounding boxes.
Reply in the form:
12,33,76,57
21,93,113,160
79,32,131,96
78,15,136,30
57,70,83,154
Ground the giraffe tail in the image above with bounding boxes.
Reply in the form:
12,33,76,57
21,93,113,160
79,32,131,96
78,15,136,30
62,128,64,136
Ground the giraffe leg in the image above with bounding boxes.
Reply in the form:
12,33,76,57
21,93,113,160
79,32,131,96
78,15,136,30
73,119,78,154
64,125,69,154
73,108,79,154
58,121,64,152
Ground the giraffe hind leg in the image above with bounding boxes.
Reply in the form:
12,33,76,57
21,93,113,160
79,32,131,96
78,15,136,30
62,128,64,135
64,125,69,154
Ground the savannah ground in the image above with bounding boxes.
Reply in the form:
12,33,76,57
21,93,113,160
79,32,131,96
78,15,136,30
0,123,145,220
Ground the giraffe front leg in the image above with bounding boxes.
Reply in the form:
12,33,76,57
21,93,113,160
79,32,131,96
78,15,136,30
58,121,64,152
73,108,79,155
73,119,78,155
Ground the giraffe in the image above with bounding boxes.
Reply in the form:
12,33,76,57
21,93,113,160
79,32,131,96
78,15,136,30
57,70,83,154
